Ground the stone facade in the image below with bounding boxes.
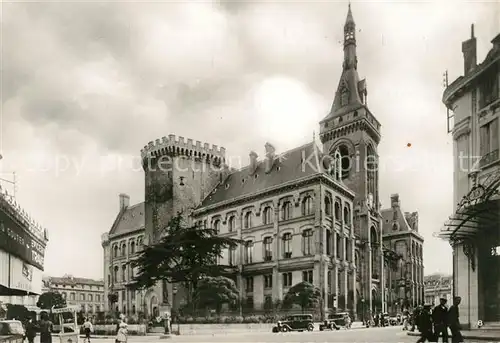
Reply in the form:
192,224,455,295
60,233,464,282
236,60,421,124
381,194,425,313
41,275,105,313
439,27,500,328
424,274,453,306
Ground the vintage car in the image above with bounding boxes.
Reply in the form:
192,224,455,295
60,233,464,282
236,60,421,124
0,320,25,343
319,314,342,331
272,314,314,332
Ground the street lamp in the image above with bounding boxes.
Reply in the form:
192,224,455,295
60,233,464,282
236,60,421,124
172,286,179,334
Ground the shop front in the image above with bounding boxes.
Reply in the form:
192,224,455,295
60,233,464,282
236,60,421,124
0,250,43,297
440,170,500,329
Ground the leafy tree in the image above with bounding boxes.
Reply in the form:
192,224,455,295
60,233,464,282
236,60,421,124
129,213,241,305
283,281,322,312
195,276,239,315
36,291,67,310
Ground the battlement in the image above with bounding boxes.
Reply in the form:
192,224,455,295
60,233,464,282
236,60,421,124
140,134,226,163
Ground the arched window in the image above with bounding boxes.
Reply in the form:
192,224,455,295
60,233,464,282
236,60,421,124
343,206,350,225
228,216,236,232
336,234,342,258
263,207,273,225
245,240,254,264
244,212,252,229
263,237,273,261
324,197,332,216
370,227,379,278
334,201,341,222
302,229,313,255
130,241,135,254
334,149,342,180
338,145,351,179
113,245,118,258
355,251,360,269
121,243,127,256
326,229,332,255
229,246,236,265
281,201,292,221
366,144,377,205
122,265,127,282
113,266,119,282
213,219,221,233
302,196,313,216
282,233,292,258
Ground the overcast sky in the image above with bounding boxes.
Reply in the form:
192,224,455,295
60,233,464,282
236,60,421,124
1,0,498,280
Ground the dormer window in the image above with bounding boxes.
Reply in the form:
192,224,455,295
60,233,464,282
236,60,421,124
392,223,398,231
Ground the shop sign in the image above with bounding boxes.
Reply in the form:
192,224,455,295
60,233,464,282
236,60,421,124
9,254,42,294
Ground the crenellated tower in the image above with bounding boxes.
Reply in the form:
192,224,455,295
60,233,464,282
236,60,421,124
319,3,384,315
141,135,226,244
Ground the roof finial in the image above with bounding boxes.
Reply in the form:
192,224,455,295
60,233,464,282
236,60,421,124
471,23,475,38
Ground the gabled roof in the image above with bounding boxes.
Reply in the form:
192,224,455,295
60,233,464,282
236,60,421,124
199,142,344,208
109,202,145,237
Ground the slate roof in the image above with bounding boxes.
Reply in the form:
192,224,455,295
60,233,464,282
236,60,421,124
109,202,145,237
200,142,338,208
380,198,422,240
46,275,104,287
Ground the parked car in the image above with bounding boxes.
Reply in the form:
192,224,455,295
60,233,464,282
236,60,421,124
272,314,314,332
0,320,25,343
319,314,341,331
330,312,350,328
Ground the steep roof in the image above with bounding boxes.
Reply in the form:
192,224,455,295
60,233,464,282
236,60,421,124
47,275,104,287
200,142,339,208
380,195,422,240
109,202,145,237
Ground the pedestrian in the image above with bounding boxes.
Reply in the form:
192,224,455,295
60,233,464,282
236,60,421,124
448,296,463,343
432,298,449,342
25,318,37,343
82,318,93,343
416,305,434,343
345,314,351,329
411,306,422,332
115,322,128,343
39,312,53,343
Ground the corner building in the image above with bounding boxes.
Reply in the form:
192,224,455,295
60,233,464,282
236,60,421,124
439,27,500,329
138,5,384,319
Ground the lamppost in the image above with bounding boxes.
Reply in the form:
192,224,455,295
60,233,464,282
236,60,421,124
172,286,179,334
360,298,366,327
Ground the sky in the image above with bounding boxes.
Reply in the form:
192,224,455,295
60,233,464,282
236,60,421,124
0,0,498,280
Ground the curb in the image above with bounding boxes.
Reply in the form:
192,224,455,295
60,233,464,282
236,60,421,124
407,331,500,341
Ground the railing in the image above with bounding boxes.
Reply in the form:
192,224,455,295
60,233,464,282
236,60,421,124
480,149,500,168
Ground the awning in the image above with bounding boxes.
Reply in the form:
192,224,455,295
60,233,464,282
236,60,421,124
439,170,500,242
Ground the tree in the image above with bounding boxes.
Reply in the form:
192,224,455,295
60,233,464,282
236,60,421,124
36,291,67,310
283,282,322,312
195,276,239,315
129,213,241,305
6,304,29,321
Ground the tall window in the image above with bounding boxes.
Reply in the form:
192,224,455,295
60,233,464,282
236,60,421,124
324,197,332,216
336,235,342,258
366,145,377,206
344,206,350,225
479,64,499,108
264,274,273,289
283,272,292,287
228,216,236,232
213,219,221,233
302,196,313,216
480,119,499,159
326,230,332,255
263,237,273,261
302,229,313,255
244,212,252,229
229,246,236,266
130,241,135,254
122,265,126,282
121,244,126,256
281,201,291,221
345,239,351,261
245,277,254,292
302,270,313,283
282,233,292,258
334,201,341,221
338,145,350,179
113,245,118,258
113,266,118,282
262,206,272,225
245,241,254,264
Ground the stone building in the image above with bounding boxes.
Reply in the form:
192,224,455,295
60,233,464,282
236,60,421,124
424,274,453,306
133,4,386,320
101,194,148,315
381,194,424,313
41,275,105,314
439,26,500,329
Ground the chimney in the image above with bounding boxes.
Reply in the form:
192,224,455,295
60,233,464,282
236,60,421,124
390,194,400,208
462,24,477,76
219,164,230,183
249,151,258,175
119,193,130,211
264,142,276,174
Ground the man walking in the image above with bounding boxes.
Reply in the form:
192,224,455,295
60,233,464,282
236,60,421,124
448,296,463,343
433,298,449,342
416,305,434,343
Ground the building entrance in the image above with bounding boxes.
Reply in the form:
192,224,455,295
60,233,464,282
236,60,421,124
482,243,500,322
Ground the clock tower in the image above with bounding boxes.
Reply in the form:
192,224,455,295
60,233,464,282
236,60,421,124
319,3,385,315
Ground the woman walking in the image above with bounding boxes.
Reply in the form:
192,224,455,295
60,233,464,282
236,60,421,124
115,322,127,343
39,312,53,343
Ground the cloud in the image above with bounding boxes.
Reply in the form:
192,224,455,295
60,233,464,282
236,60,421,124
1,0,497,278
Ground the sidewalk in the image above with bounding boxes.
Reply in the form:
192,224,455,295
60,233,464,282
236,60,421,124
407,329,500,341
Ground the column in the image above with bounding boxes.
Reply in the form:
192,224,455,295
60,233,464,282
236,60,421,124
351,238,357,318
333,231,339,309
380,239,385,312
273,202,280,303
368,245,373,314
238,211,244,316
343,236,348,310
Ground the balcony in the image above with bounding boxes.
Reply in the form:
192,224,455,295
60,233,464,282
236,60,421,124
479,149,500,168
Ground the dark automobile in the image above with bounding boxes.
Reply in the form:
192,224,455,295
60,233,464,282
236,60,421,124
272,314,314,332
0,320,25,343
319,314,342,331
330,312,350,328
